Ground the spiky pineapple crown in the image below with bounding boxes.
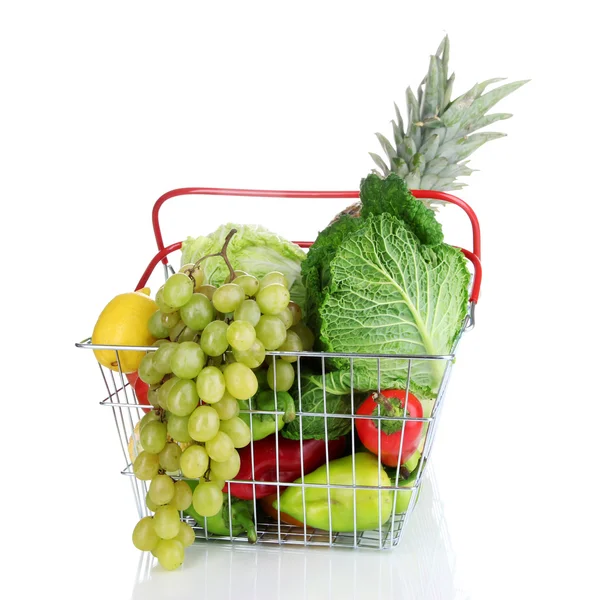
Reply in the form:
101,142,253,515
370,36,528,207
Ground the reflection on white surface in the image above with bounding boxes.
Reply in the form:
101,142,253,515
131,465,470,600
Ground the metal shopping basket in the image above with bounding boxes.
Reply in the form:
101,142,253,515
76,187,482,550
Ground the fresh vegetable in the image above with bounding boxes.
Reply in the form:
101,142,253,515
225,435,346,500
281,372,355,441
133,375,151,413
238,390,296,441
355,389,423,467
274,453,393,532
91,287,157,373
302,172,471,397
184,480,257,542
180,223,307,308
259,493,305,527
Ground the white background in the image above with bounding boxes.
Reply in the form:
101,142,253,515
2,1,596,599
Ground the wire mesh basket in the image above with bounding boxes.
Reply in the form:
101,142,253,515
76,186,482,550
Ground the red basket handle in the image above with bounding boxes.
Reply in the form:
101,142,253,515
143,187,482,303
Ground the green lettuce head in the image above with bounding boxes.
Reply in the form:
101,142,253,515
181,223,307,307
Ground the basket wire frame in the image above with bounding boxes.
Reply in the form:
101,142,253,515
77,316,468,550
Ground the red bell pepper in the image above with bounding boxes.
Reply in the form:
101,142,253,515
224,436,346,500
355,389,423,467
126,372,151,414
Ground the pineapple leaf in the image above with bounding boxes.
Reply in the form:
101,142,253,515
406,87,421,129
466,112,513,133
394,102,405,137
443,73,455,110
369,153,390,176
421,56,441,121
418,134,440,163
391,157,410,178
439,161,477,179
375,133,398,160
403,136,417,162
440,36,450,83
439,131,506,162
404,170,421,189
442,78,506,127
426,156,449,175
462,80,529,129
420,173,439,189
411,153,426,173
392,120,404,148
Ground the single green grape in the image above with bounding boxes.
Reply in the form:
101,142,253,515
163,273,194,308
167,379,199,417
225,270,248,283
287,301,302,326
212,283,245,313
132,516,159,551
145,492,159,512
232,338,266,369
177,326,199,343
171,480,193,511
223,362,258,400
175,521,196,547
179,293,215,331
148,310,170,339
195,366,226,403
256,283,290,316
209,449,241,480
255,315,287,350
205,431,235,462
147,384,161,407
170,341,206,379
159,442,182,472
212,391,240,420
140,420,168,454
187,405,220,442
234,274,259,297
276,307,294,329
226,320,256,352
153,505,181,539
161,311,181,329
234,299,261,327
277,329,303,362
167,413,192,443
138,353,164,385
154,539,185,571
290,322,315,351
155,286,178,314
260,271,289,289
197,284,216,300
153,341,177,374
192,481,224,517
218,417,251,448
200,320,229,356
157,376,180,410
180,444,209,479
140,410,161,430
133,451,160,481
179,263,205,291
267,360,296,392
168,320,187,342
148,474,175,506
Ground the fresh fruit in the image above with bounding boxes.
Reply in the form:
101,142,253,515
91,289,158,373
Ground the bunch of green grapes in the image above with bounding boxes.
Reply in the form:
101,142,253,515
129,262,314,570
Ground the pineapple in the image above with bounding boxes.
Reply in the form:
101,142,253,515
337,35,528,218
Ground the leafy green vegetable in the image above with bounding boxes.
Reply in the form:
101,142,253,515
302,173,470,396
181,223,307,307
318,214,470,393
281,371,357,440
359,173,444,246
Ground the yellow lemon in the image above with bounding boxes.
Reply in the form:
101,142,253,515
92,289,158,373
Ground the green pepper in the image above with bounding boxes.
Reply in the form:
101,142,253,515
273,452,394,532
386,450,422,514
184,481,257,542
238,390,296,441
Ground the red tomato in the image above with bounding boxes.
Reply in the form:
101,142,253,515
355,389,423,467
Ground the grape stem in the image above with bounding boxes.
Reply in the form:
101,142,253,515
192,228,238,282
